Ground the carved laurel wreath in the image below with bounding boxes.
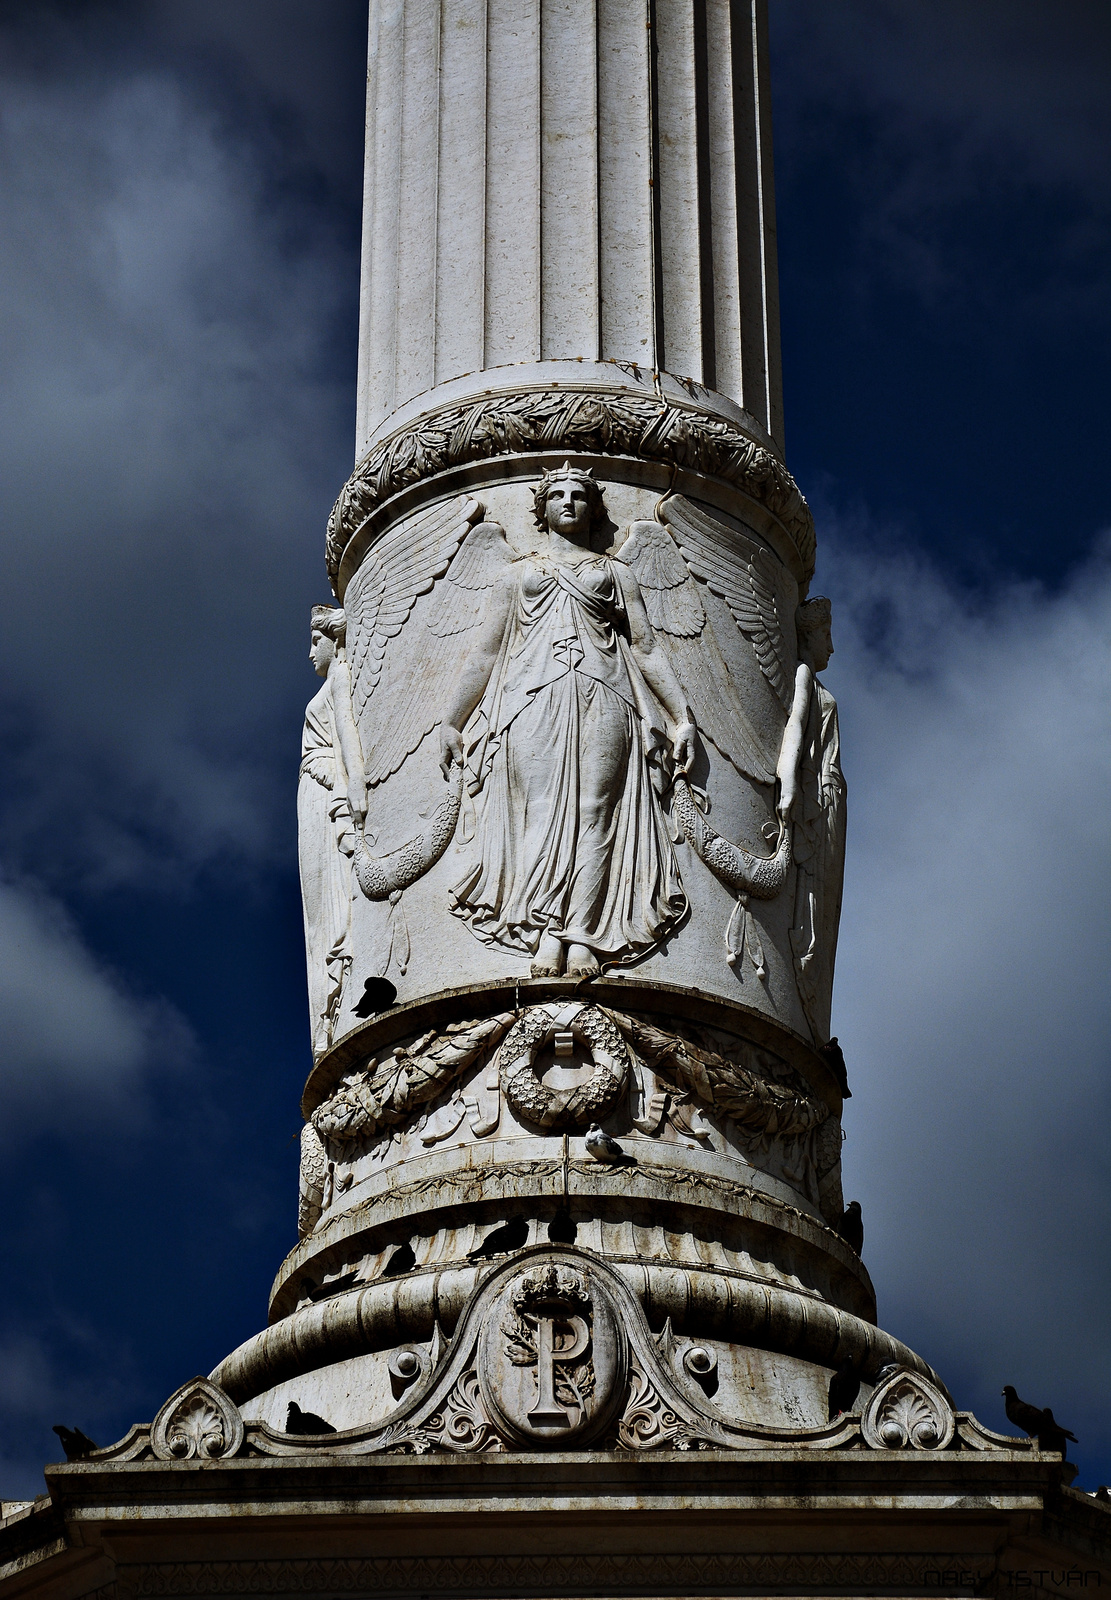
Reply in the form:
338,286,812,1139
497,1005,629,1129
326,385,815,587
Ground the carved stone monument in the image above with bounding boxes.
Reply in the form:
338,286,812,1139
3,4,1106,1597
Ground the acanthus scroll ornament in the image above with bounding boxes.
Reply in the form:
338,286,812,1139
617,1364,713,1452
383,1368,500,1455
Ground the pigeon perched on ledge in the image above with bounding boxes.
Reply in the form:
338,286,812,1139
352,976,397,1018
467,1215,529,1259
547,1207,578,1244
827,1358,860,1421
1002,1387,1077,1456
381,1241,416,1278
586,1124,635,1163
285,1401,336,1435
818,1036,851,1098
835,1201,864,1255
52,1425,98,1461
307,1270,361,1302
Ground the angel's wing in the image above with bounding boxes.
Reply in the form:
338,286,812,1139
659,495,795,711
345,498,512,788
617,520,775,784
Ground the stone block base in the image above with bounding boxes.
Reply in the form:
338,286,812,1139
3,1449,1109,1600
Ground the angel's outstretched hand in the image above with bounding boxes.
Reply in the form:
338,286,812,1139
438,723,464,776
672,721,697,775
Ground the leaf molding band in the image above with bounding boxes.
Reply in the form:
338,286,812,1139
326,384,815,592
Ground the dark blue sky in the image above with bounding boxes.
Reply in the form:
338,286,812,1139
0,0,1108,1497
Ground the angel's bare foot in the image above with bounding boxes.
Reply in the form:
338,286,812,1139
531,933,564,977
566,943,600,977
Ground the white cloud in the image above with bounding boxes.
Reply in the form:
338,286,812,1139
0,876,183,1129
822,523,1111,1444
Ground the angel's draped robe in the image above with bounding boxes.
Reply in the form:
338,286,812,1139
450,554,687,960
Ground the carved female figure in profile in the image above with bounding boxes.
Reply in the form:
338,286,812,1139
441,467,695,977
298,606,368,1056
777,597,845,1042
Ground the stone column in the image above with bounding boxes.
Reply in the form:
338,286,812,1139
210,0,915,1452
356,0,783,455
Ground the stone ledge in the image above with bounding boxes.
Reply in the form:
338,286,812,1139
8,1452,1104,1600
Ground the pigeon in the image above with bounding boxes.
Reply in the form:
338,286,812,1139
1002,1387,1077,1456
307,1270,361,1301
285,1401,337,1435
1094,1486,1110,1504
52,1425,98,1461
547,1208,578,1245
352,976,397,1018
818,1036,851,1098
466,1215,529,1259
585,1124,634,1163
835,1201,864,1254
380,1241,416,1278
827,1358,860,1421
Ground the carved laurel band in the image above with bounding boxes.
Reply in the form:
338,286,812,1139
326,385,816,587
309,1006,824,1151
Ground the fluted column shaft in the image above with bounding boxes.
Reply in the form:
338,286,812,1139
356,0,783,455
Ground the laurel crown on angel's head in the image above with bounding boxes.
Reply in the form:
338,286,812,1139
310,604,346,642
795,595,831,638
530,461,608,532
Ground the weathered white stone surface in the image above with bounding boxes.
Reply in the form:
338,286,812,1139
237,1335,863,1437
2,23,1104,1600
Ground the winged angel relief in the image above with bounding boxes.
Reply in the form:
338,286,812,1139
299,467,844,1041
